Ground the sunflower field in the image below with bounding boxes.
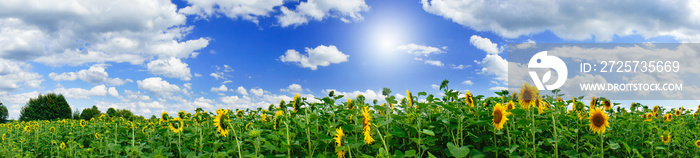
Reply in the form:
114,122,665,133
1,81,700,157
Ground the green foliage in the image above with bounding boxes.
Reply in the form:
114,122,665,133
106,107,116,117
19,93,72,121
0,102,8,123
72,108,81,120
80,105,102,120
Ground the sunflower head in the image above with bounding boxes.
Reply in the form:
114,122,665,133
80,119,86,127
590,96,597,108
518,83,539,110
574,101,585,111
465,91,474,108
406,90,413,108
675,109,681,116
214,109,230,137
346,99,354,110
178,110,186,119
588,107,609,135
653,105,660,114
602,99,612,110
556,96,563,103
505,101,515,111
292,94,301,112
160,111,169,123
661,132,671,144
236,110,244,118
60,142,66,150
168,118,184,133
492,103,512,131
695,140,700,148
334,127,344,147
279,100,286,110
644,113,653,122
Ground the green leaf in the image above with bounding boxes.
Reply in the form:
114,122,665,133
447,142,470,158
421,129,435,136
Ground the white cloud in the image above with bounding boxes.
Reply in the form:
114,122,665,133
321,89,385,103
462,80,474,85
471,35,508,84
279,45,349,70
278,0,370,27
210,72,223,80
515,39,536,49
0,0,209,66
250,88,264,96
422,0,700,42
424,60,444,67
137,77,181,96
183,83,192,90
397,43,445,56
193,97,215,109
108,87,119,97
52,85,108,99
179,0,284,24
280,84,303,93
451,64,470,70
0,59,43,91
236,86,248,95
194,73,202,77
123,90,151,102
49,64,132,86
470,35,500,54
211,85,228,92
147,57,192,81
431,84,440,90
48,72,77,81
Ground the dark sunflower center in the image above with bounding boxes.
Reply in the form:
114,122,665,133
592,113,604,127
696,141,700,146
523,91,532,100
494,110,503,123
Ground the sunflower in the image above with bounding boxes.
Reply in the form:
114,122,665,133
346,99,354,110
602,99,611,110
142,126,150,134
644,113,653,122
274,110,284,130
406,90,413,108
50,127,55,133
556,96,563,103
506,100,515,111
675,109,681,116
537,99,548,115
236,110,244,119
493,103,512,131
390,103,394,110
2,134,4,141
661,132,671,144
337,150,346,158
214,109,230,137
24,126,30,133
571,97,577,103
361,106,375,144
160,111,170,123
60,142,66,150
664,114,673,122
465,91,475,108
588,107,609,135
653,105,660,114
590,96,597,109
574,101,585,111
292,93,301,113
518,83,539,110
80,119,86,127
334,127,344,146
169,118,184,133
695,140,700,148
279,100,286,110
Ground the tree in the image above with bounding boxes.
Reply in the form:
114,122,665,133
72,108,81,120
107,107,116,117
0,101,8,123
80,105,102,120
19,93,72,121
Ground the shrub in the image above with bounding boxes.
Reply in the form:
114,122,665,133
80,105,102,120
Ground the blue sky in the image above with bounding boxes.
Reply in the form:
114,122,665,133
1,0,699,119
